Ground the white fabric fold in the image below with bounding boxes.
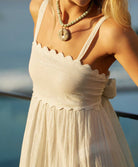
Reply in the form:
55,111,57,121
102,79,117,99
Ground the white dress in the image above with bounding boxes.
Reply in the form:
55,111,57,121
19,0,135,166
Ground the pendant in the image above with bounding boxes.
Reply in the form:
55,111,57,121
58,28,71,41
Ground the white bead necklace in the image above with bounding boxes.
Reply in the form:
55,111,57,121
56,0,94,41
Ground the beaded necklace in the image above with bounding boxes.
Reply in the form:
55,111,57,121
56,0,94,41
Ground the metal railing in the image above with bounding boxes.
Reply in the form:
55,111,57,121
0,91,138,120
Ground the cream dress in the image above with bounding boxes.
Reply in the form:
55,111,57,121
19,0,135,166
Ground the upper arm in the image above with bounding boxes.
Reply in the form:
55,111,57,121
102,19,138,86
114,27,138,86
29,0,44,34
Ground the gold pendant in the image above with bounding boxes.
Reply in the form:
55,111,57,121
58,28,71,41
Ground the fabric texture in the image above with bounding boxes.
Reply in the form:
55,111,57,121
19,0,135,166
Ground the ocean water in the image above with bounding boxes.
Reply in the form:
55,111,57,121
0,0,138,167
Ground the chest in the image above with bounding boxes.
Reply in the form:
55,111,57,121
35,5,115,75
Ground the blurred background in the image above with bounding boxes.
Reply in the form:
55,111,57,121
0,0,138,166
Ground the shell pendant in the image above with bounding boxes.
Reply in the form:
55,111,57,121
58,28,71,41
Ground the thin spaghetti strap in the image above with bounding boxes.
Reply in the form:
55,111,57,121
77,16,108,61
34,0,49,42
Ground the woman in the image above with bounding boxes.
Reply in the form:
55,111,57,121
19,0,138,166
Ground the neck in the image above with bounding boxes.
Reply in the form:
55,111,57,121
56,0,99,24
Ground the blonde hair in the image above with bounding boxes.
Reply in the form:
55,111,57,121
101,0,131,28
49,0,131,28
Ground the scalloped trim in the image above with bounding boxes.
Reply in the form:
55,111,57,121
32,41,110,80
32,91,101,112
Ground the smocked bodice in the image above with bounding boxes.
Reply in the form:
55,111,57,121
29,41,116,111
28,0,116,111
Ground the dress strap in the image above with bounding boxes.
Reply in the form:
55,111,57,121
34,0,49,42
77,16,108,61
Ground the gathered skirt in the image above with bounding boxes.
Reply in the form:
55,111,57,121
19,94,135,167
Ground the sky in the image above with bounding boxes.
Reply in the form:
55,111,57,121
128,0,138,28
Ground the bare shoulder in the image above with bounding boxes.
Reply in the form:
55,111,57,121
99,18,138,86
29,0,44,24
99,17,138,55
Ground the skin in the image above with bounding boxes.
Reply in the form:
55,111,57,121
29,0,138,86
